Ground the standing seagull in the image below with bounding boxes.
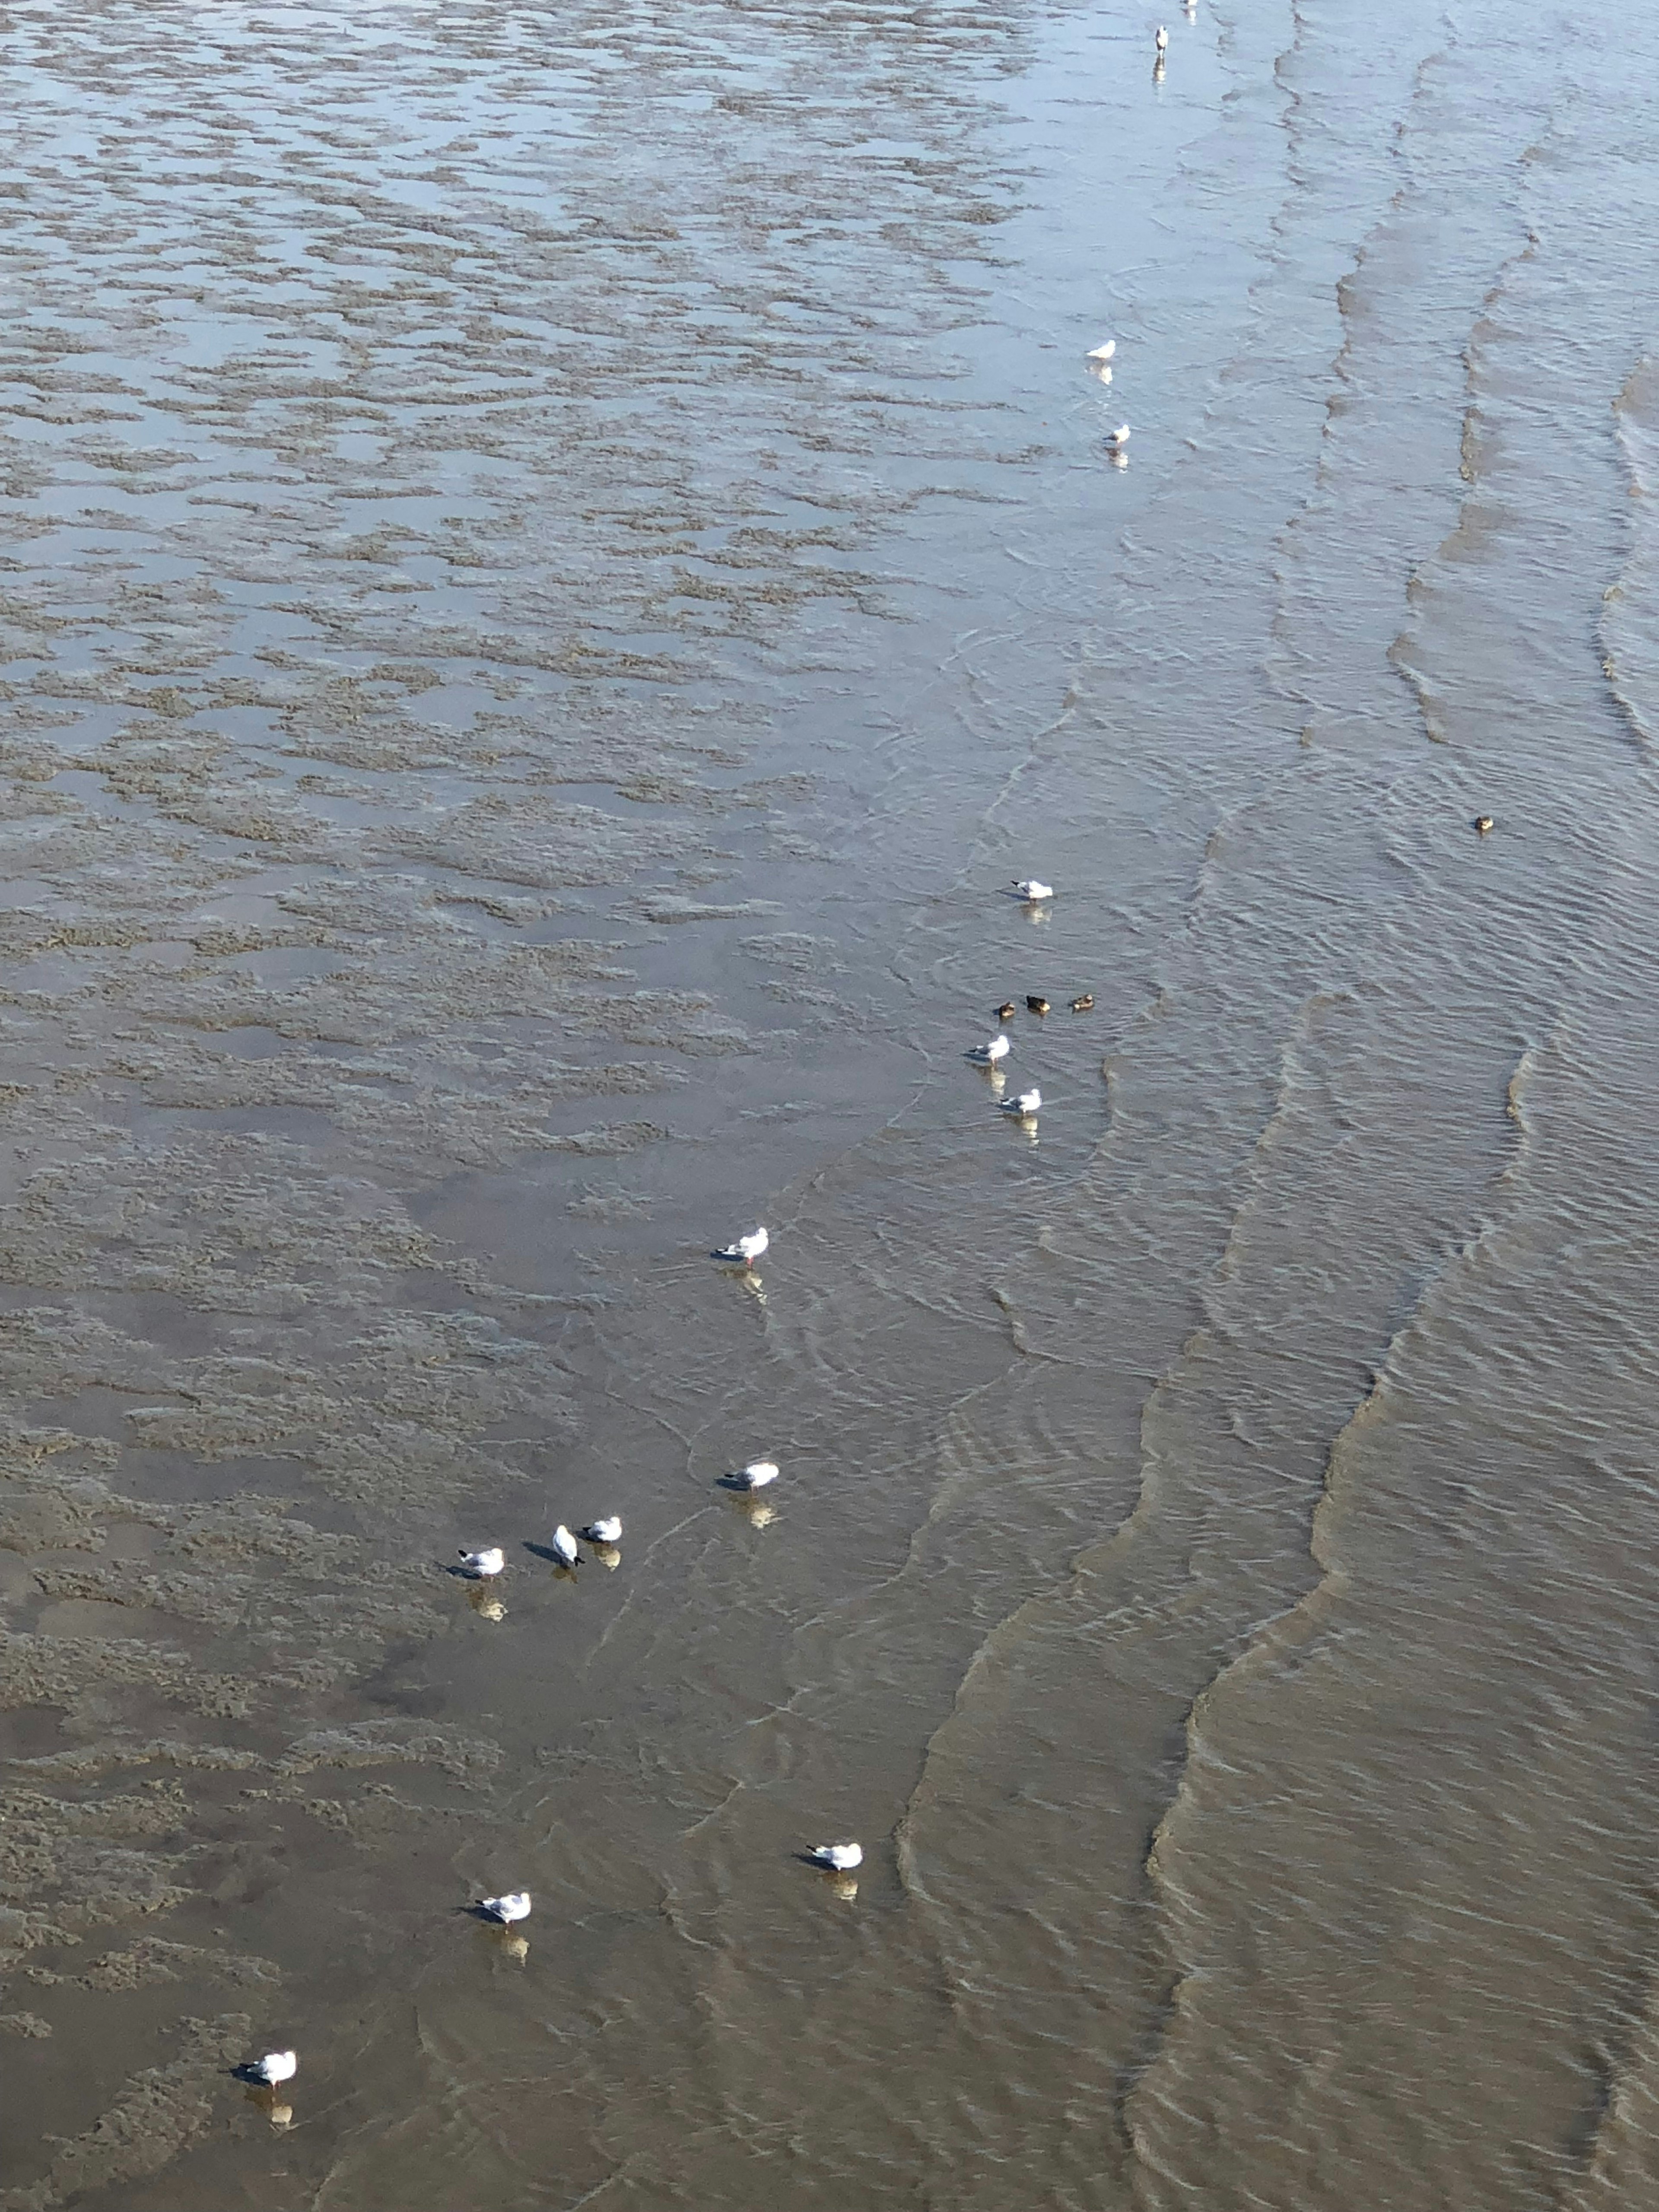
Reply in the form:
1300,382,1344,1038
967,1033,1011,1066
805,1842,864,1871
1086,338,1117,363
713,1226,768,1267
1104,425,1131,453
1155,24,1169,54
477,1891,532,1924
457,1546,505,1579
549,1524,580,1569
578,1516,622,1545
999,1087,1042,1119
722,1460,779,1491
239,2051,297,2087
1012,878,1054,903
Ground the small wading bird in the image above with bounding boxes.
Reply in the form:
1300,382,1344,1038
1475,814,1494,835
967,1033,1010,1065
1000,1087,1042,1118
1071,993,1094,1013
722,1460,779,1491
806,1842,863,1871
1013,877,1054,903
1086,338,1116,363
713,1226,768,1267
578,1516,621,1545
477,1892,531,1924
1104,424,1131,453
996,1000,1017,1023
239,2051,297,2087
458,1546,504,1578
549,1524,580,1569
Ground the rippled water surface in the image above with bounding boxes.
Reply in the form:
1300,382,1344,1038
3,0,1659,2205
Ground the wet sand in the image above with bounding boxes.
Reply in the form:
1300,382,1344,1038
3,1,1659,2206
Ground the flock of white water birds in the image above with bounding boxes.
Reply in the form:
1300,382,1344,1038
234,14,1173,2107
232,868,1082,2100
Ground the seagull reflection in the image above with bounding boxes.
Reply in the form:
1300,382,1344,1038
827,1871,859,1902
728,1494,777,1529
244,2085,293,2129
737,1269,767,1307
589,1541,622,1572
467,1585,506,1622
495,1929,530,1964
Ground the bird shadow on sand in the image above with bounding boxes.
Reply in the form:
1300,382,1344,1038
522,1541,579,1570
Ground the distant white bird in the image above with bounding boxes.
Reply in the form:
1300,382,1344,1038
1000,1087,1042,1117
967,1034,1010,1065
578,1516,622,1545
1104,425,1131,451
458,1546,505,1578
713,1226,768,1266
1155,24,1169,51
549,1524,580,1568
806,1842,863,1871
1086,338,1116,363
724,1460,779,1491
478,1891,531,1923
243,2051,297,2086
1012,878,1054,902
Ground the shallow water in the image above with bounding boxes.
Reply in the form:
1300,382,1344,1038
3,1,1659,2206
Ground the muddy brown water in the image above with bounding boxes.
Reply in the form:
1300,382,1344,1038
3,1,1659,2206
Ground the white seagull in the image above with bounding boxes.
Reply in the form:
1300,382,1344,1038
1104,424,1131,452
1086,338,1116,363
578,1516,622,1545
806,1842,863,1871
713,1226,768,1266
243,2050,297,2086
1155,24,1169,52
967,1034,1011,1065
549,1525,580,1569
477,1891,532,1923
1000,1087,1042,1117
457,1546,505,1578
724,1460,779,1491
1012,877,1054,902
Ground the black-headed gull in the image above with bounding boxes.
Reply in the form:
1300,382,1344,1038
805,1842,863,1871
713,1226,768,1266
477,1891,531,1923
458,1546,505,1578
549,1525,579,1569
1012,878,1054,903
1000,1087,1042,1117
722,1460,779,1491
578,1516,621,1545
240,2050,297,2086
967,1034,1010,1065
